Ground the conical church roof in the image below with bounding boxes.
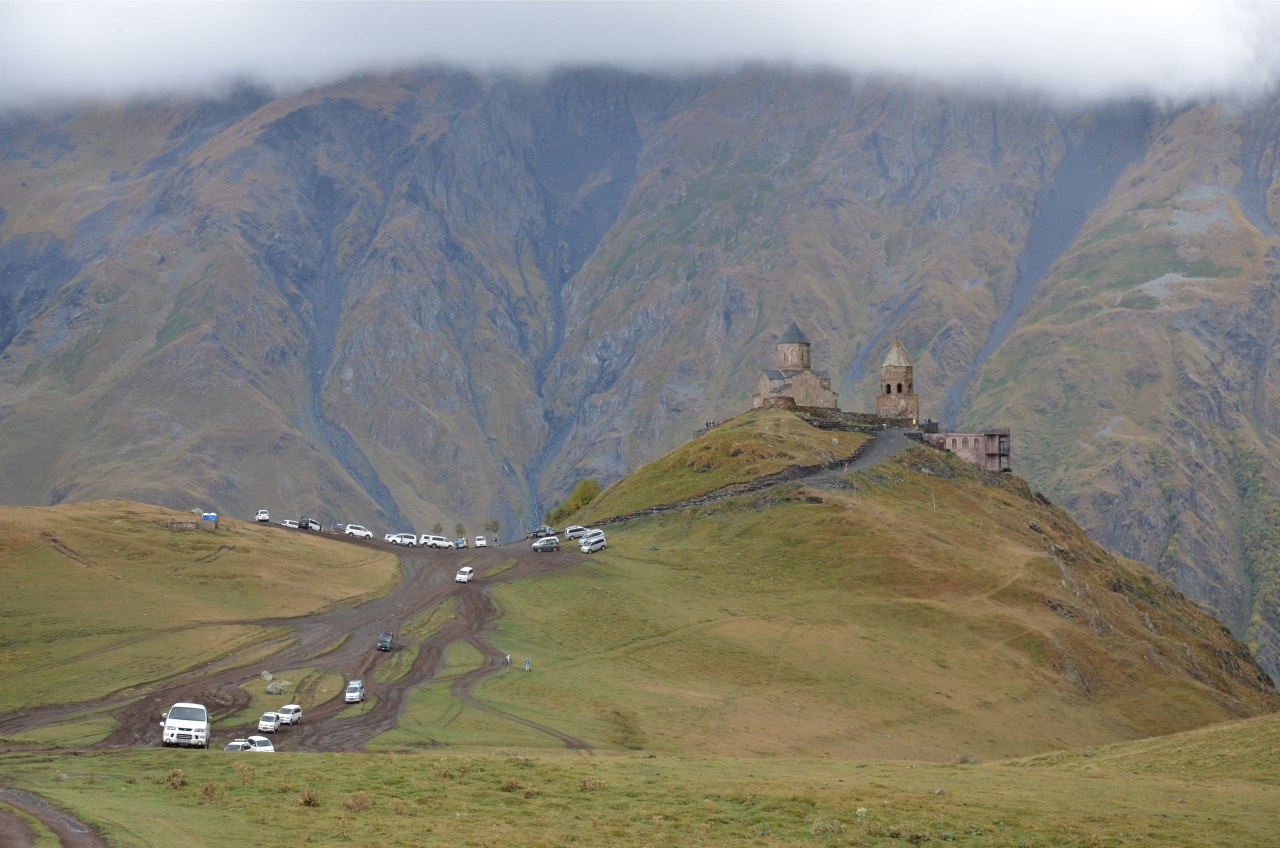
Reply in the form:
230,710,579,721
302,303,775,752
882,338,913,368
777,322,810,345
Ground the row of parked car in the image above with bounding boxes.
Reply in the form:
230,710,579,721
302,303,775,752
255,510,493,549
383,532,488,548
258,510,609,554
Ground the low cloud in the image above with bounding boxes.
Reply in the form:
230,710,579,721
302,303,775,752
3,1,1279,109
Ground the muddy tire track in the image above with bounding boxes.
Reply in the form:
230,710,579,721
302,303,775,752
0,787,108,848
0,539,592,754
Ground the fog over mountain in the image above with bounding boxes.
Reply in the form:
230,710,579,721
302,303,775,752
5,1,1280,108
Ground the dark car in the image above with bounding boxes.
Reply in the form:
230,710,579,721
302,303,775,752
299,516,322,532
528,525,556,539
377,631,393,652
531,536,560,553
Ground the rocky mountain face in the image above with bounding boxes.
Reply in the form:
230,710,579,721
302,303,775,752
2,66,1279,676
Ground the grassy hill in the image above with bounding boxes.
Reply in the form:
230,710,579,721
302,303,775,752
580,408,868,520
0,418,1277,844
0,500,397,716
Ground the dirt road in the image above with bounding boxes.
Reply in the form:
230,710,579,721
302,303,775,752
0,540,591,754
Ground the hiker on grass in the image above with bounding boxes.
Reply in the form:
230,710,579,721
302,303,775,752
524,657,531,672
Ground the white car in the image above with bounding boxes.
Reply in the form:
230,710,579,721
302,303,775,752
277,704,302,725
564,525,588,538
255,509,270,523
280,519,299,529
345,524,373,539
455,566,475,583
257,711,281,733
474,536,487,548
245,735,275,752
387,533,418,547
578,528,605,546
420,535,454,549
580,535,607,554
344,680,365,703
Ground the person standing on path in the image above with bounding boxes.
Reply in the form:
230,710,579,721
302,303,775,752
505,654,511,668
524,657,531,672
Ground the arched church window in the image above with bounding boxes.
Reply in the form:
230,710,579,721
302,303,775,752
885,384,892,395
908,382,913,392
896,383,903,394
951,438,957,449
962,438,969,448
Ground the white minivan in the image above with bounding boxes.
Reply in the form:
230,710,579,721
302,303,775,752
160,702,209,748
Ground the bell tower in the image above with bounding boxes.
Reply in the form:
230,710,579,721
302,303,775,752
875,339,919,423
776,322,811,370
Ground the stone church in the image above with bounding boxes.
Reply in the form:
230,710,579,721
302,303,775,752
752,322,838,409
750,323,1010,471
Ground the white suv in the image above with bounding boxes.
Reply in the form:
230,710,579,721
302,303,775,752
255,509,270,523
344,680,365,703
387,533,417,547
420,535,454,549
345,524,373,539
455,566,475,583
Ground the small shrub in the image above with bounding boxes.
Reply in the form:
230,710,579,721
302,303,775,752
198,781,223,804
299,789,321,808
344,791,370,812
580,777,605,792
166,769,187,789
500,777,521,793
810,818,845,835
523,786,542,799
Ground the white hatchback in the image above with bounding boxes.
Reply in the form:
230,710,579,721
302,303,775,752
255,509,270,522
345,524,373,539
245,735,275,752
474,536,487,548
455,566,475,583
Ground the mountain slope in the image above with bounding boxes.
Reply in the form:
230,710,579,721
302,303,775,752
2,67,1280,676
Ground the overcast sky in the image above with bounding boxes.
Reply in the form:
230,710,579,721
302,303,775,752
3,1,1280,110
